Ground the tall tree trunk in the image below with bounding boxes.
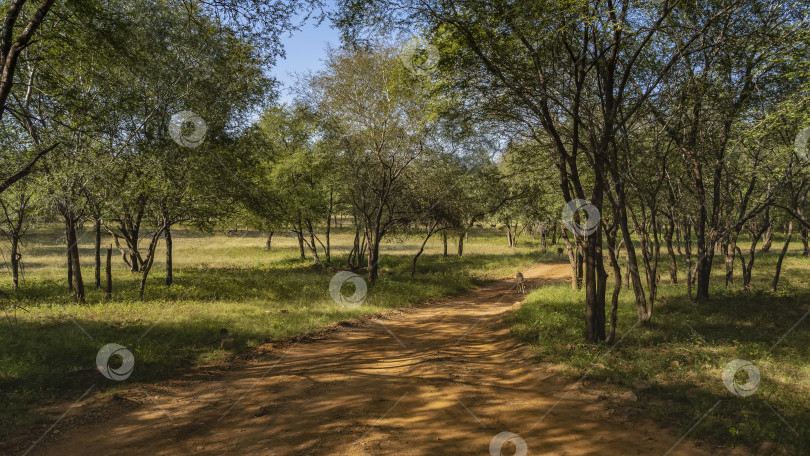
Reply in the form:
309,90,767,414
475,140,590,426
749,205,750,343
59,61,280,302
367,231,380,283
65,214,84,302
695,248,712,299
457,232,465,257
138,228,165,300
10,235,19,290
630,207,659,312
412,224,438,276
615,186,650,323
772,221,793,292
595,230,608,341
94,218,101,289
605,224,621,344
665,215,678,284
582,171,607,343
265,231,273,250
801,228,809,256
694,204,712,301
736,220,771,288
442,231,448,258
305,222,322,265
165,227,173,286
325,191,333,264
506,223,514,247
349,227,360,268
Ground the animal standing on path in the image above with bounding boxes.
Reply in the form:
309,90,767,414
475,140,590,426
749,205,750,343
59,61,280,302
516,272,526,294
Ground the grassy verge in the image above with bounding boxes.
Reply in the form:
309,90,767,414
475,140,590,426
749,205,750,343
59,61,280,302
509,237,810,454
0,225,545,435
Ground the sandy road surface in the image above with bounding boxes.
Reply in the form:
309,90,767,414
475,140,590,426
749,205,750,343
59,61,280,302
22,263,723,456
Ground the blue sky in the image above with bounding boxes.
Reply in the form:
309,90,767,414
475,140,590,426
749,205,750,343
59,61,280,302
272,12,341,104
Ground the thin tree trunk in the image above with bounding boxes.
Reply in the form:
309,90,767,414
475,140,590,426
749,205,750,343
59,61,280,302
367,232,380,283
442,231,448,258
506,223,513,247
695,218,712,300
457,232,465,257
165,227,173,286
736,220,771,288
665,216,677,284
305,222,322,265
605,225,621,344
138,228,165,300
65,214,84,302
349,227,360,268
10,236,19,290
265,231,273,250
772,220,793,292
412,224,438,276
595,230,608,341
94,218,101,289
615,188,649,323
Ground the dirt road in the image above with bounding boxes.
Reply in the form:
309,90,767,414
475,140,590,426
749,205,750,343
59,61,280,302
25,263,720,455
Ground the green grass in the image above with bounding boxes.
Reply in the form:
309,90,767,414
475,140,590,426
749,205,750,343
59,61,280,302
509,235,810,454
0,224,545,435
4,226,809,454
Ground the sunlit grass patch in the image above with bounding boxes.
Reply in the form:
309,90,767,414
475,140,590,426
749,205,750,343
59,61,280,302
0,225,545,435
509,239,810,453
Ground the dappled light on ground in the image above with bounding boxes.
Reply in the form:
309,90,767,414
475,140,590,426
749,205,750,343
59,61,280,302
23,264,728,456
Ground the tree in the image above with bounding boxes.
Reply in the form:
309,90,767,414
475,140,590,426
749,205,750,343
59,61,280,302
338,0,807,341
310,44,440,282
0,0,323,199
0,179,37,290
